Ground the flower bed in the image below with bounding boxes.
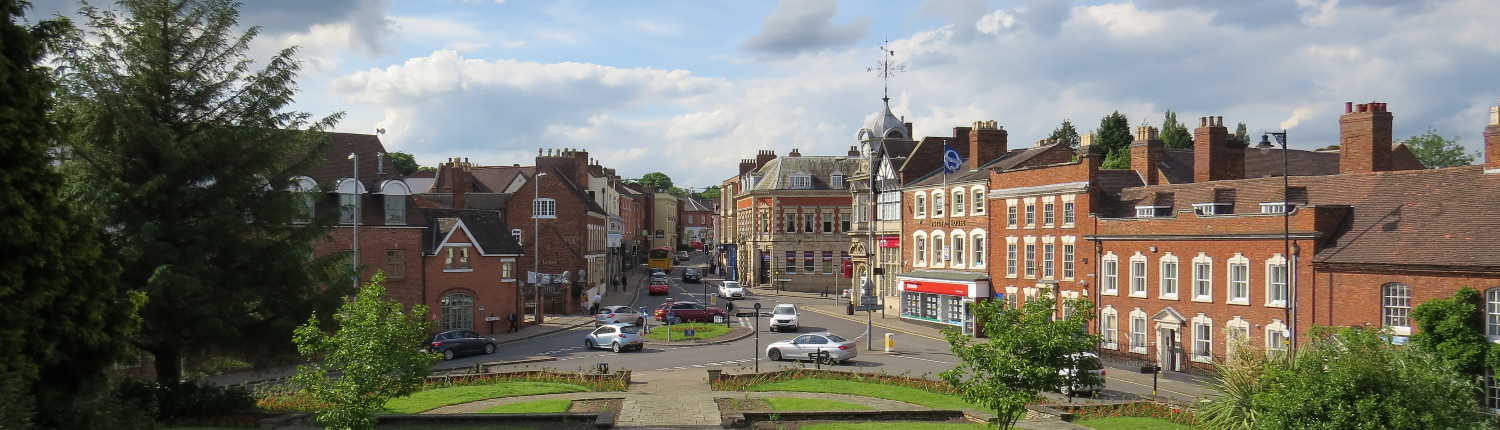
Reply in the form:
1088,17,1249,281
255,370,628,412
1055,401,1199,427
710,369,956,395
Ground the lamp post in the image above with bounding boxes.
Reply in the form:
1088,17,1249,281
348,152,359,290
1256,131,1295,351
534,172,549,325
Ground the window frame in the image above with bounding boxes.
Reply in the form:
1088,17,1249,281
1266,254,1289,308
1023,240,1037,278
1130,313,1148,354
1159,254,1179,300
1383,283,1412,332
440,293,475,330
1101,307,1119,350
1228,254,1251,305
385,249,406,279
443,245,473,272
952,190,965,215
1102,252,1119,295
1005,240,1018,277
1192,254,1213,302
972,188,985,213
532,198,557,219
1061,241,1076,280
1129,253,1148,297
971,234,985,265
1042,241,1056,279
1193,319,1213,362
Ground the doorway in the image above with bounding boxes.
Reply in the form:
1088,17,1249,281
1158,328,1181,372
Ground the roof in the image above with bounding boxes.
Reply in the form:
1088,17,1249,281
749,156,864,191
1156,146,1425,184
682,197,714,212
549,166,607,214
896,270,991,283
858,99,909,143
420,208,524,256
907,144,1066,187
1110,166,1500,269
472,166,532,193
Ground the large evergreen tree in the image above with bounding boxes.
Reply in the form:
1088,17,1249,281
1047,119,1081,147
0,0,141,426
1096,111,1132,168
56,0,346,384
1161,110,1192,149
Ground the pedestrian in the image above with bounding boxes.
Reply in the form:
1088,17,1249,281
506,311,519,333
620,275,628,291
611,277,619,292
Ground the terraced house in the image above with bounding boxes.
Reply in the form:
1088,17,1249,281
726,149,863,293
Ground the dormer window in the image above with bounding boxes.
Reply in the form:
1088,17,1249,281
830,172,845,189
789,172,812,189
1193,203,1232,216
1260,202,1294,214
1135,205,1171,218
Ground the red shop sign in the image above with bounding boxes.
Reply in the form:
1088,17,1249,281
878,237,901,248
903,281,968,296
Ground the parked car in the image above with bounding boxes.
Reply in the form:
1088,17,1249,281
682,267,702,283
765,332,856,363
427,330,497,360
584,323,644,352
676,251,690,261
717,281,745,299
595,305,646,326
648,278,670,295
769,303,799,332
1059,352,1107,397
654,301,727,324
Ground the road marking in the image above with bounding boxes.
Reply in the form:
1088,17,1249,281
1104,375,1202,400
801,307,945,341
888,354,950,364
539,346,584,356
655,358,755,371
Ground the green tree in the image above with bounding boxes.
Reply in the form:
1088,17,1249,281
1047,119,1081,147
1161,110,1193,149
387,151,426,176
1411,287,1498,377
1096,111,1132,167
56,0,346,384
940,296,1101,430
1404,128,1479,168
1231,123,1250,148
1243,326,1485,430
0,0,143,427
1099,143,1130,169
293,272,440,430
698,185,721,200
638,172,674,192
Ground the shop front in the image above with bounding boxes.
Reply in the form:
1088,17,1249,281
896,270,992,336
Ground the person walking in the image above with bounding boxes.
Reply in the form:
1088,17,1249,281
506,311,519,333
620,275,628,291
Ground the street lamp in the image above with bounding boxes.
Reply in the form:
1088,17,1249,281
534,172,548,325
1256,131,1296,351
348,152,359,290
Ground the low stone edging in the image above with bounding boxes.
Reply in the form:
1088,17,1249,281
721,410,970,428
376,412,616,429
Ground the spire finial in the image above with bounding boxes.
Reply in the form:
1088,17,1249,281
868,36,905,103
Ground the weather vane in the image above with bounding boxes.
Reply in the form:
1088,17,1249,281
866,37,905,102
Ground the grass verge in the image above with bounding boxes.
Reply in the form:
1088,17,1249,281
643,322,733,341
747,379,984,413
477,399,573,413
1075,416,1200,430
763,397,874,411
383,382,587,413
797,423,989,430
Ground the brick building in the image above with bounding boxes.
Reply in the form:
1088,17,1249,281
507,148,609,316
847,99,918,312
680,197,715,250
420,208,523,335
725,149,863,292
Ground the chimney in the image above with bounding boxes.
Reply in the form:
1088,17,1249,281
1077,135,1103,185
1486,103,1500,173
1193,116,1231,182
1339,102,1394,174
788,149,801,157
848,146,860,157
1130,126,1164,185
755,150,777,169
376,152,386,175
441,157,472,209
969,120,1007,167
739,158,757,175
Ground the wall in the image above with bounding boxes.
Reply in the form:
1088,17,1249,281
424,227,520,334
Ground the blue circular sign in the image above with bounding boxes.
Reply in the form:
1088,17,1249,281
943,148,962,172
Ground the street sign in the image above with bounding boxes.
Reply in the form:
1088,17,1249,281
860,296,879,306
735,312,757,317
854,305,881,311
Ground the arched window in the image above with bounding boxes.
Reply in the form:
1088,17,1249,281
1382,283,1412,330
441,293,474,330
913,232,927,266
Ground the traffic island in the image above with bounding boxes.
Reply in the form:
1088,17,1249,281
641,324,753,345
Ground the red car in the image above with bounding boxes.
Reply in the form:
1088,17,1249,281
648,279,670,295
654,301,727,324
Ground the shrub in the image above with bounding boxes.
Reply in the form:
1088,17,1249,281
1060,401,1199,427
114,379,255,421
711,369,957,395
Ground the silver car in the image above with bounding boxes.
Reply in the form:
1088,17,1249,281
595,305,645,326
584,323,644,353
765,332,857,363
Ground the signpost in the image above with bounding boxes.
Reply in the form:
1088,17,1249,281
862,287,878,351
753,302,762,373
1139,365,1162,396
666,312,675,342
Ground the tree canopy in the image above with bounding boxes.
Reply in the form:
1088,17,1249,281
638,172,674,192
1095,111,1132,169
1161,110,1193,149
56,0,347,384
1404,128,1478,168
388,151,429,176
1047,119,1081,147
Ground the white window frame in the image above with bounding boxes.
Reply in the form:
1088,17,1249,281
1383,282,1412,335
444,245,473,272
952,189,965,215
1061,236,1076,280
1005,237,1019,278
501,259,516,281
1228,254,1251,305
830,173,844,189
1042,196,1057,227
1061,194,1077,226
1129,309,1149,355
914,192,927,218
1129,252,1148,298
933,192,945,217
532,198,557,219
1023,198,1037,227
913,231,928,267
951,230,966,267
1226,317,1251,356
1102,252,1119,295
1266,254,1289,308
1159,253,1179,300
972,187,986,213
339,193,358,224
1266,320,1289,354
1192,253,1213,303
1023,236,1037,278
1101,306,1119,350
1192,314,1214,363
971,232,985,266
933,232,947,267
1006,199,1019,228
789,172,812,189
1487,288,1500,340
1260,202,1292,214
1042,239,1056,279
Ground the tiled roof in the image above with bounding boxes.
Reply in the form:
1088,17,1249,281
549,167,607,214
1157,146,1425,184
420,208,524,256
472,166,532,193
299,133,426,226
682,197,714,212
750,156,863,191
907,145,1065,187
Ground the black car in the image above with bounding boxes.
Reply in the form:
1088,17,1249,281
428,329,497,360
682,268,702,283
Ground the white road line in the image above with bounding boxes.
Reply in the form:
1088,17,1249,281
654,358,755,371
889,354,951,364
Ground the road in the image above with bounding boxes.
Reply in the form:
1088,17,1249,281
439,251,1215,403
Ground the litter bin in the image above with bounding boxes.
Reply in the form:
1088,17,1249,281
846,302,854,315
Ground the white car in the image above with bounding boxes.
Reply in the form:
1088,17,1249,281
1059,352,1107,396
717,281,745,300
584,323,644,353
765,332,857,364
769,304,799,332
595,305,645,326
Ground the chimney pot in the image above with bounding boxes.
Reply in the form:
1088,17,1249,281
1485,102,1500,173
1345,102,1353,114
1194,115,1233,182
1340,101,1394,173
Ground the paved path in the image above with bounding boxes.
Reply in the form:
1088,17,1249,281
616,371,721,427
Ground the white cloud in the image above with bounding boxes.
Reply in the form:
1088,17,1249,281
975,10,1015,34
741,0,871,56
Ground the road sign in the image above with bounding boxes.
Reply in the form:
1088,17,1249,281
735,312,757,317
854,305,881,311
942,146,963,173
860,296,879,306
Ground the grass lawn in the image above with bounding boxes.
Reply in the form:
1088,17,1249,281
1075,417,1200,430
477,399,573,413
383,382,588,413
747,379,985,413
798,423,989,430
643,322,733,341
763,396,874,411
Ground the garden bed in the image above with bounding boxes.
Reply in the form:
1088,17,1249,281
256,370,629,413
643,322,734,341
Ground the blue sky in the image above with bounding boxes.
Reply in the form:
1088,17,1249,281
27,0,1500,187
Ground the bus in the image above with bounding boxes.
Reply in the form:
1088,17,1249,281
647,247,674,272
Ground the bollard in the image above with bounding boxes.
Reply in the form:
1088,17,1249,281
885,333,895,352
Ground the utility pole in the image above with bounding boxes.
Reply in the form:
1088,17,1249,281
348,152,359,290
534,172,549,325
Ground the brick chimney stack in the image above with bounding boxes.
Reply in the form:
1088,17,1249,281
1339,102,1394,174
1130,126,1164,185
788,149,801,157
848,146,860,157
1486,103,1500,174
739,159,757,175
1193,116,1231,182
755,150,777,169
442,157,473,209
969,120,1008,167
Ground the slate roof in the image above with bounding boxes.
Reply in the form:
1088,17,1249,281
749,156,863,191
1109,166,1500,269
420,208,524,256
682,197,714,212
548,167,607,214
472,166,532,193
907,144,1066,187
1156,145,1425,184
301,132,426,226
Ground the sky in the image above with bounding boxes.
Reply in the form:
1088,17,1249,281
24,0,1500,188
